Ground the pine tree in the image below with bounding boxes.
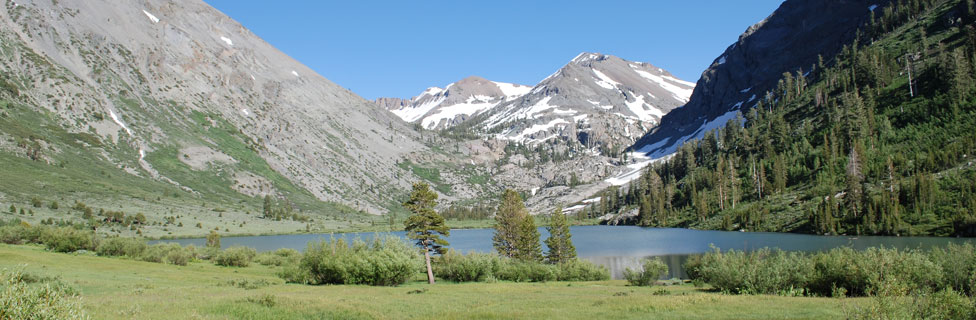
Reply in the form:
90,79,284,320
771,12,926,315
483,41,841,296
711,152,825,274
262,195,273,219
517,212,543,262
403,182,450,284
846,144,864,220
493,189,541,261
544,206,576,264
493,189,524,259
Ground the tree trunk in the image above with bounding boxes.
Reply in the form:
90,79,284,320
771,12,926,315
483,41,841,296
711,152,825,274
424,249,435,284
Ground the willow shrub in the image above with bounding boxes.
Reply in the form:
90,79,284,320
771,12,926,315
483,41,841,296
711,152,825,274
95,237,147,257
288,236,422,286
927,243,976,295
433,250,608,283
255,248,301,267
40,227,95,253
693,246,950,297
695,248,813,295
623,258,669,287
433,250,501,282
213,246,257,267
141,243,192,266
0,269,89,320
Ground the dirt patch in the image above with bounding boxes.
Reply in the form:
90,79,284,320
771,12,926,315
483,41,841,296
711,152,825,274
178,145,236,170
231,171,273,197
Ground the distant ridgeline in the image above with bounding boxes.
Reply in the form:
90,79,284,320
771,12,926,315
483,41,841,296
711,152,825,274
599,0,976,236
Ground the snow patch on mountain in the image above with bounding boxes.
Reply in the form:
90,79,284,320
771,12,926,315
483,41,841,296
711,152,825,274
592,69,620,90
142,10,159,24
109,109,132,136
632,68,694,102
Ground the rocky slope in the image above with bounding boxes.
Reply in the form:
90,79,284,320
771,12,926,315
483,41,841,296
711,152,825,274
0,0,424,217
632,0,891,158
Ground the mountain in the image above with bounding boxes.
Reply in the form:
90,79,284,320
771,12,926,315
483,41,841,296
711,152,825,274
632,0,891,158
379,76,531,130
480,53,694,151
600,0,976,236
0,0,426,236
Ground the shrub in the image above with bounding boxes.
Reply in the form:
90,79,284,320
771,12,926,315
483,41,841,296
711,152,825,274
433,251,608,283
214,246,257,267
95,237,147,257
166,248,191,266
809,247,941,297
255,248,301,267
0,225,28,244
294,236,421,286
623,258,669,287
40,227,95,253
277,265,309,284
846,288,976,320
555,259,610,281
0,269,89,319
695,248,816,294
695,246,950,297
433,250,500,282
928,243,976,295
496,261,557,282
30,197,42,208
142,243,191,266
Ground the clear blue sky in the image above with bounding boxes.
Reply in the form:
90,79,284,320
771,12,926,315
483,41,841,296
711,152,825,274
204,0,784,100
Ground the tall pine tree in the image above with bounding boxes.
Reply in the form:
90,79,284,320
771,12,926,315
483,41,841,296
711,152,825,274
544,206,576,264
403,182,450,284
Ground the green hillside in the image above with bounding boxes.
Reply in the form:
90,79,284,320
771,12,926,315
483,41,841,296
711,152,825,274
606,0,976,236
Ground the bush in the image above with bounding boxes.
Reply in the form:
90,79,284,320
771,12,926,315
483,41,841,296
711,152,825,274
255,248,301,267
433,250,500,282
555,259,610,281
623,258,669,287
433,250,607,283
214,246,257,267
0,225,29,244
293,236,421,286
496,261,557,282
141,243,191,266
695,246,950,297
95,237,147,257
0,269,89,319
166,248,191,266
40,227,95,253
847,288,976,320
928,243,976,295
809,247,940,297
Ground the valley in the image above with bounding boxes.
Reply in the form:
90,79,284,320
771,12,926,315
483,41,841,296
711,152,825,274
2,0,976,318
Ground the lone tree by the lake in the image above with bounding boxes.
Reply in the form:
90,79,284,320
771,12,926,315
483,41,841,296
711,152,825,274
545,206,576,264
493,189,542,262
403,182,450,284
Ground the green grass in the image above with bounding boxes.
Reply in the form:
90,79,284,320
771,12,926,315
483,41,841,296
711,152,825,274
0,243,867,319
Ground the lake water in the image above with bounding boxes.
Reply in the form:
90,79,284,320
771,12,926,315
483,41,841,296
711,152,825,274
155,225,975,279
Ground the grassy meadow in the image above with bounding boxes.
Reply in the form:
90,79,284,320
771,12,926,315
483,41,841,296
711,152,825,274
0,243,867,320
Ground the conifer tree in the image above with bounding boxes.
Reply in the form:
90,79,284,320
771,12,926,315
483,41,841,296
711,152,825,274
403,182,449,284
493,189,541,261
544,206,576,264
517,212,543,262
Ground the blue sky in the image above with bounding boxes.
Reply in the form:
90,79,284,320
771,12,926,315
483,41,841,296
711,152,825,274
204,1,784,100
